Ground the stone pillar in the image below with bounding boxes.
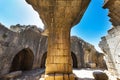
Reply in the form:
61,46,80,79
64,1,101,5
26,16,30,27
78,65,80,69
25,0,90,80
45,26,74,80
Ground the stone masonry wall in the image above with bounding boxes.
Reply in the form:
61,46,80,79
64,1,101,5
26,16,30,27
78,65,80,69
99,26,120,78
0,23,106,76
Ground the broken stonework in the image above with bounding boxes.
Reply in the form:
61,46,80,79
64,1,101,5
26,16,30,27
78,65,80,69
99,0,120,79
93,71,108,80
0,24,106,78
99,26,120,79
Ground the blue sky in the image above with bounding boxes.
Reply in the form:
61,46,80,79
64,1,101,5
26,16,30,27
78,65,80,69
0,0,112,52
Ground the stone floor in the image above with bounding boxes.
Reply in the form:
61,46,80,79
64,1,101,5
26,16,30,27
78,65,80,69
39,69,95,80
2,68,117,80
73,68,117,80
14,69,44,80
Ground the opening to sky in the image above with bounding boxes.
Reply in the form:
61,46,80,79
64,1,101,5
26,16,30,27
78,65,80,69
0,0,112,52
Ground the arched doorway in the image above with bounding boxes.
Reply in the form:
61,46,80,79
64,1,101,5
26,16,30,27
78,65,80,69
10,48,34,72
40,52,47,68
71,52,78,68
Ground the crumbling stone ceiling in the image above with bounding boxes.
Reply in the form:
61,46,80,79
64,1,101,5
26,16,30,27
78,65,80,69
103,0,120,26
25,0,91,28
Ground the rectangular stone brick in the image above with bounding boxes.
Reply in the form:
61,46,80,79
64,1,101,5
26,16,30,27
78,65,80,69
53,56,70,64
69,74,75,80
46,56,54,64
55,74,64,80
46,63,72,74
46,55,71,64
45,74,55,80
64,64,72,73
46,64,63,74
64,74,69,80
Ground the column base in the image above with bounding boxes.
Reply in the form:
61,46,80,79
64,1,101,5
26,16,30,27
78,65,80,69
40,73,75,80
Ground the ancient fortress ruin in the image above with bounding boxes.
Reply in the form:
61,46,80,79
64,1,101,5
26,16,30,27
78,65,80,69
0,24,106,80
25,0,90,80
99,0,120,79
0,0,120,80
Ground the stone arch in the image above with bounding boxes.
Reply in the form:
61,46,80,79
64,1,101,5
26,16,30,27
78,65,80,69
10,48,34,72
40,52,47,68
71,52,78,68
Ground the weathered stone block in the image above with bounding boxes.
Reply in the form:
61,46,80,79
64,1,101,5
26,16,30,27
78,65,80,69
64,74,69,80
45,75,54,80
55,74,64,80
117,78,120,80
69,74,75,80
46,63,72,74
93,71,108,80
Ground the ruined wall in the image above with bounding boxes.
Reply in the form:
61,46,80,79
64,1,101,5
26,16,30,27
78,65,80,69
0,24,47,76
103,0,120,26
99,0,120,79
0,23,106,76
71,36,106,69
99,26,120,78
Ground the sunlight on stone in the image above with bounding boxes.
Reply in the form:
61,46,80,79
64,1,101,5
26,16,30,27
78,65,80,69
73,69,95,79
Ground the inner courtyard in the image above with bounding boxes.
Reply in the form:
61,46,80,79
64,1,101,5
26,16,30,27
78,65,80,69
0,0,120,80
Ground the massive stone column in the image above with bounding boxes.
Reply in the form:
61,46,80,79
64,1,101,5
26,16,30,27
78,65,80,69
25,0,90,80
